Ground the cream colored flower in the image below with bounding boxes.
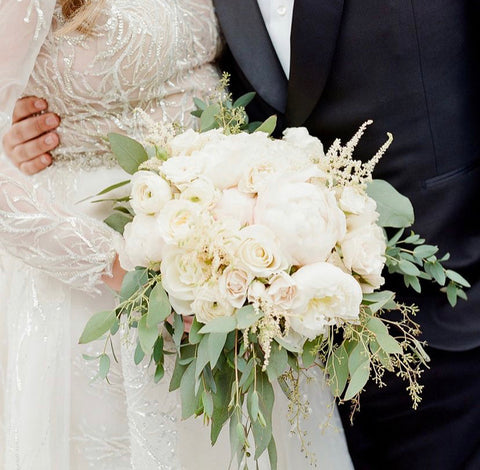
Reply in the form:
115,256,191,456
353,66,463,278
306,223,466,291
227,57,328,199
254,175,346,265
237,225,289,276
214,188,256,226
282,127,325,160
267,271,297,310
130,170,172,216
290,262,363,339
221,266,252,308
157,199,201,244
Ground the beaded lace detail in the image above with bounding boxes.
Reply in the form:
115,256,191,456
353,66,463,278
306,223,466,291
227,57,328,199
24,0,221,169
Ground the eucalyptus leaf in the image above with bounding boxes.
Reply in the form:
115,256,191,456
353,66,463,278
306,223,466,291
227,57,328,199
252,373,274,459
344,360,370,401
104,212,132,235
154,362,165,383
120,269,148,303
208,332,227,369
147,283,171,328
200,104,221,132
134,341,145,365
254,115,277,136
266,342,289,382
199,316,237,334
180,360,197,419
233,92,256,108
202,390,214,417
362,291,396,314
195,334,211,379
445,270,471,288
98,354,110,380
326,345,348,397
267,437,278,470
188,317,203,345
138,315,159,353
169,356,187,392
236,305,263,329
211,368,234,445
79,310,116,344
366,179,414,228
108,133,148,174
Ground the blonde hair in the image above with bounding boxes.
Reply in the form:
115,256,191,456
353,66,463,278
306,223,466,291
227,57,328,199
58,0,106,34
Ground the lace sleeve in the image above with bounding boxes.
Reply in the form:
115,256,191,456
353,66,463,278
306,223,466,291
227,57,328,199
0,0,56,136
0,162,121,293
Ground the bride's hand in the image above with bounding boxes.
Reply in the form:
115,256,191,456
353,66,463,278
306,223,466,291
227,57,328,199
2,97,60,175
102,255,126,292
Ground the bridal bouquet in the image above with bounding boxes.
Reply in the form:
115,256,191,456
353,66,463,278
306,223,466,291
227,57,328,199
80,78,469,468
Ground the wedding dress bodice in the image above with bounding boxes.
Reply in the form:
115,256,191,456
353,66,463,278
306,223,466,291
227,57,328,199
10,0,220,168
0,0,221,291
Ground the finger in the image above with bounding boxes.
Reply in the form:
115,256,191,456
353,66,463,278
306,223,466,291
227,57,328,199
18,154,52,176
12,132,59,165
6,113,60,148
12,96,47,123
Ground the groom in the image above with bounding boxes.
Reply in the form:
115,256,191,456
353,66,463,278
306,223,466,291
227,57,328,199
3,1,480,468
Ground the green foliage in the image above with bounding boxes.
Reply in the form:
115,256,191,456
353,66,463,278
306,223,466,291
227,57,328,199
79,310,116,344
366,179,414,228
108,132,148,174
104,212,132,234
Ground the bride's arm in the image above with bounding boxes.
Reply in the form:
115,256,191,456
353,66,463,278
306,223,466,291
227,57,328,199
0,1,123,293
0,0,56,136
0,162,124,293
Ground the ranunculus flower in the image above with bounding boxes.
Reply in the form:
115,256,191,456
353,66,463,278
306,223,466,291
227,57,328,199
289,262,363,339
130,170,172,216
267,271,297,310
237,225,288,276
341,224,386,292
119,214,165,270
282,127,325,159
254,175,346,265
214,188,256,226
191,285,235,323
179,177,219,208
221,266,252,308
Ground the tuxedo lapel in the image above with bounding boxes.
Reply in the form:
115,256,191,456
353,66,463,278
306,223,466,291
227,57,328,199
213,0,288,113
286,0,344,126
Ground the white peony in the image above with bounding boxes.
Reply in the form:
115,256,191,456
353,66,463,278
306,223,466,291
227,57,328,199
282,127,325,160
214,188,256,226
168,128,225,156
267,271,297,310
254,175,346,265
338,187,379,231
120,214,165,270
130,170,172,216
160,246,210,304
341,224,386,292
237,225,289,276
289,262,363,339
200,132,274,190
157,199,201,244
161,155,205,185
220,266,252,308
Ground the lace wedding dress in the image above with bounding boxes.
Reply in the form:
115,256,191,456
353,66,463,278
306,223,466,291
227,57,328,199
0,1,353,469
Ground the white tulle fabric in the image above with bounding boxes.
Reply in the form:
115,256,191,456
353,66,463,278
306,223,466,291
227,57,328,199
0,1,353,469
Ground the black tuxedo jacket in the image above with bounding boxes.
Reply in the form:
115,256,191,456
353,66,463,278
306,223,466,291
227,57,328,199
213,0,480,350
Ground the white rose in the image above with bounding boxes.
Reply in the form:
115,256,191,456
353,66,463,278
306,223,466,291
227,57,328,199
254,175,346,265
179,177,219,208
237,225,289,276
130,170,172,216
290,262,363,339
157,199,201,244
341,225,386,292
338,187,379,230
161,155,205,185
267,272,297,310
168,128,225,156
120,214,165,270
221,266,252,308
282,127,325,159
214,188,256,226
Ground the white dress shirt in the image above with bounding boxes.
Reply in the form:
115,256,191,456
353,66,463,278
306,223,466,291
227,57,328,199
257,0,295,78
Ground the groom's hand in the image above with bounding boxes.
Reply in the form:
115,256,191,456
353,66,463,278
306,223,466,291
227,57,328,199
2,97,60,175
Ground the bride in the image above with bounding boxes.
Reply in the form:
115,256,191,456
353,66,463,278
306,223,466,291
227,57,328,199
0,1,353,469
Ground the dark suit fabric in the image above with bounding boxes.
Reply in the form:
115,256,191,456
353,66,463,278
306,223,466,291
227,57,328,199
217,0,479,351
213,0,480,468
